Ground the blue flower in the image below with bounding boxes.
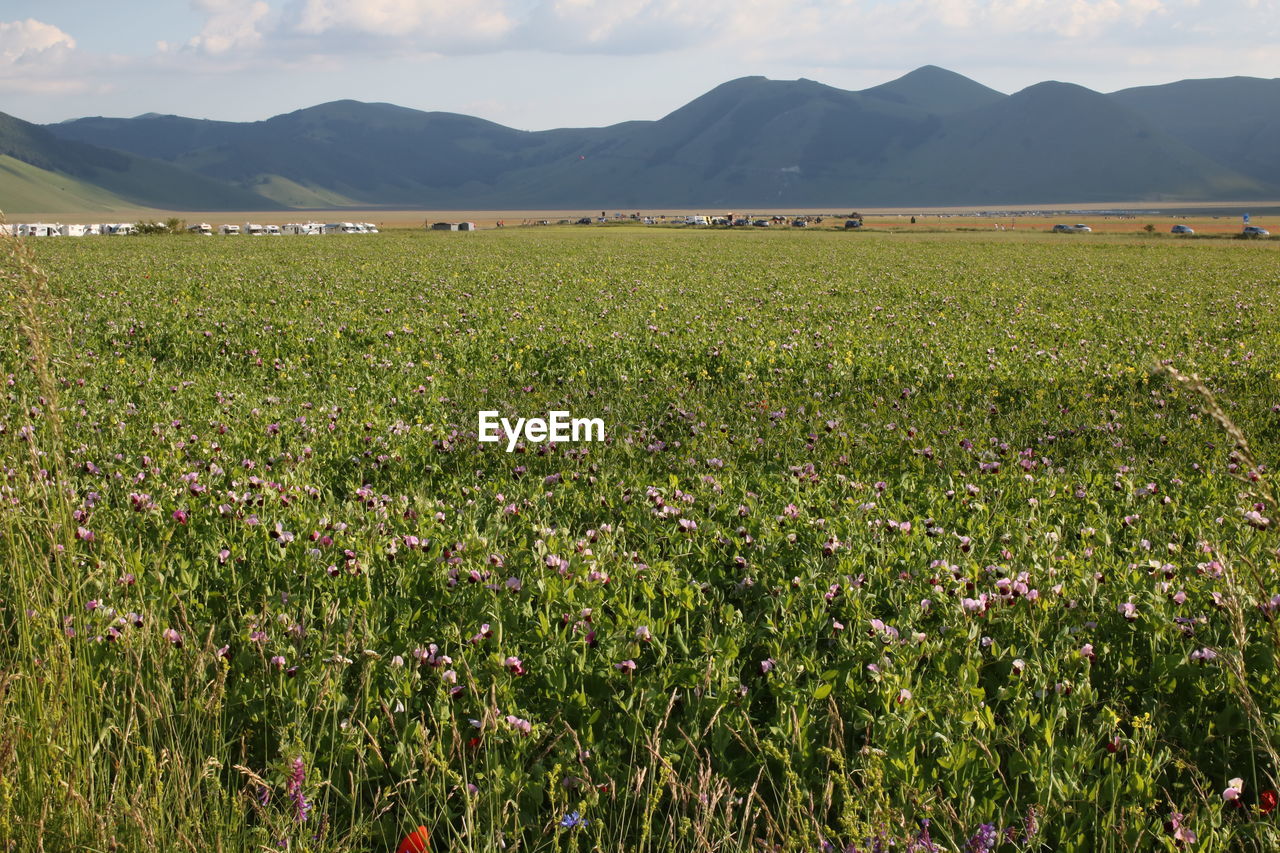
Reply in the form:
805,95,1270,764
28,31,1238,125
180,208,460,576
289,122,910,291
560,811,587,829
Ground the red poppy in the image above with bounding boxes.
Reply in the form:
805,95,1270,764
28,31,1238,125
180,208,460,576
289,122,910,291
1261,790,1277,815
396,826,430,853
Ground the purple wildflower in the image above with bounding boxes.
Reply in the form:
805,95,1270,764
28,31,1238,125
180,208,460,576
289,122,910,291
286,756,310,823
966,823,998,853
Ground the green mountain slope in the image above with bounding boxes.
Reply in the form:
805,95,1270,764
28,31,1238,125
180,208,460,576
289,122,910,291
0,111,275,211
1111,76,1280,188
475,76,945,207
859,82,1262,205
0,154,145,214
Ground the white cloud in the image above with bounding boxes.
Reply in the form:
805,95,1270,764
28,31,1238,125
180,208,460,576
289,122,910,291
0,18,76,65
153,0,1277,73
710,0,1172,65
285,0,516,50
0,19,90,93
185,0,271,55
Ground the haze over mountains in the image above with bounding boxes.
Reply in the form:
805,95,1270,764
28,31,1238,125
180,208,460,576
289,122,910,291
2,66,1277,212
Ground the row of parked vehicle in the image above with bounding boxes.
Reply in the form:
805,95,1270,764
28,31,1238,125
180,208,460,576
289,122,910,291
1,223,142,237
574,214,864,229
1052,223,1271,236
186,222,380,235
3,221,383,237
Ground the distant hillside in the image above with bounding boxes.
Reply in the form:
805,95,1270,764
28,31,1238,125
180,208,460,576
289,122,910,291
33,67,1280,209
856,82,1260,205
0,154,143,214
52,101,592,207
1111,76,1280,188
0,111,275,213
477,76,949,207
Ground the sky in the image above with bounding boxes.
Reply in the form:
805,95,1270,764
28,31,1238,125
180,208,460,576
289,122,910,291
1,0,1277,128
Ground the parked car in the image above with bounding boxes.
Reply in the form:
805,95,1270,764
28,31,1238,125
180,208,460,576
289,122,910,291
844,219,863,229
1171,224,1195,235
1052,224,1092,233
752,219,770,227
1243,225,1271,238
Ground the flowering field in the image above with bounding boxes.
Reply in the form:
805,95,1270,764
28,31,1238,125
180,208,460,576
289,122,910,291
3,228,1279,852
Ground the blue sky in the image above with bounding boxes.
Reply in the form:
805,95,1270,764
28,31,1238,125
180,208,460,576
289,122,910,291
2,0,1277,128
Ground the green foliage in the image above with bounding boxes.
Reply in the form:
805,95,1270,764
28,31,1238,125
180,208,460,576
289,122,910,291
2,228,1280,852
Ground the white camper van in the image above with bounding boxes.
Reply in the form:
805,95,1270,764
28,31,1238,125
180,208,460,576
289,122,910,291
264,224,281,235
221,224,241,235
187,223,213,235
243,223,265,236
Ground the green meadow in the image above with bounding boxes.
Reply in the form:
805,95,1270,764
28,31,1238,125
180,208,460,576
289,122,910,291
3,227,1279,852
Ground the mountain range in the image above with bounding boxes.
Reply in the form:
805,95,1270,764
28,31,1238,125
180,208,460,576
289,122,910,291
2,65,1277,212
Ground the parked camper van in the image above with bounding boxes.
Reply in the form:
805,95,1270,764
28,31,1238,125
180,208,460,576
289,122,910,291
221,224,241,235
243,223,265,236
187,223,213,235
264,224,282,235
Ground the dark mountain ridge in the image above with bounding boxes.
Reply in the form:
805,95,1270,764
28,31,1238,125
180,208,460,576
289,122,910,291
11,67,1277,210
